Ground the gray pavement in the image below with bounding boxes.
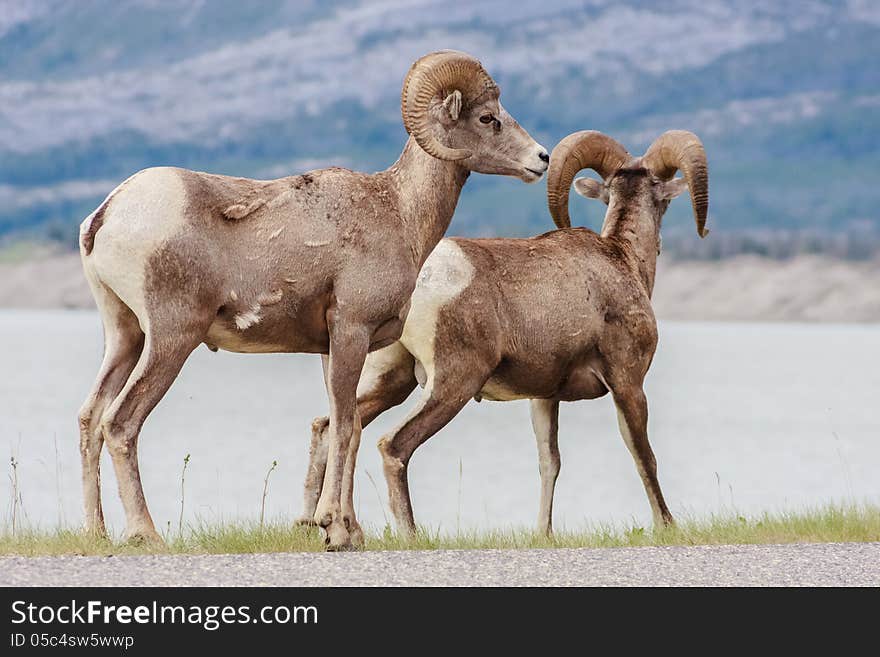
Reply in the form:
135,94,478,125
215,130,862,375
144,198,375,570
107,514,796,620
2,542,878,587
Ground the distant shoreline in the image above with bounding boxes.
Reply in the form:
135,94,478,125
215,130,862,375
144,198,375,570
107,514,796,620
2,248,879,322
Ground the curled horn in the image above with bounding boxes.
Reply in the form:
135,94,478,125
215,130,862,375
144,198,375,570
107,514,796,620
546,130,630,229
642,130,710,238
401,50,498,161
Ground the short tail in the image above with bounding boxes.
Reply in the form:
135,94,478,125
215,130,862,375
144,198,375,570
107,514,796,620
80,200,110,256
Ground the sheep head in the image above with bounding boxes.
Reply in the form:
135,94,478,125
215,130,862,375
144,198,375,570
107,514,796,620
547,130,709,238
402,50,548,182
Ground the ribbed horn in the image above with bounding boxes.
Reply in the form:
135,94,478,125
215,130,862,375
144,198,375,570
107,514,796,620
401,50,498,161
642,130,710,238
546,130,630,229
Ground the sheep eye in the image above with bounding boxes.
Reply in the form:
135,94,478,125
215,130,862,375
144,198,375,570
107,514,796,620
479,114,494,124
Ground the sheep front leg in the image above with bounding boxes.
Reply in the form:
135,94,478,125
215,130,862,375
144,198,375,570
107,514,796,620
313,323,370,551
299,344,417,536
340,412,364,547
530,398,560,535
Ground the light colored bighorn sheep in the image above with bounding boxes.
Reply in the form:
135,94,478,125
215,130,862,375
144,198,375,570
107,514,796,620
302,130,708,535
77,50,548,550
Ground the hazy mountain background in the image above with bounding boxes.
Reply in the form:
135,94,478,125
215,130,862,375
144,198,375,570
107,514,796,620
2,0,879,258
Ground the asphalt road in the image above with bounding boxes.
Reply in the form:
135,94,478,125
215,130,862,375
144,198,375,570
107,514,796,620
2,542,878,587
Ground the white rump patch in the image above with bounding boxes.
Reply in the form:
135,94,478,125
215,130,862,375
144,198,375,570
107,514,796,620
86,167,187,328
400,239,474,376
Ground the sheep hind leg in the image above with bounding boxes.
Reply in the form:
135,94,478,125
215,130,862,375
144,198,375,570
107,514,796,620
377,372,481,537
296,418,330,528
530,398,560,535
78,282,145,538
296,356,332,528
611,385,674,528
298,343,417,539
100,315,211,545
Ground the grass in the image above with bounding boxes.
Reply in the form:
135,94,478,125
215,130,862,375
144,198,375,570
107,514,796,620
1,503,878,557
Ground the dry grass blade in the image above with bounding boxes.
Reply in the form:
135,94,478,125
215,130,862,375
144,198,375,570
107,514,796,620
2,503,878,557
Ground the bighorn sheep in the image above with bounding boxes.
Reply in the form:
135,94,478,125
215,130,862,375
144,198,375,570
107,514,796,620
301,130,708,535
77,50,548,550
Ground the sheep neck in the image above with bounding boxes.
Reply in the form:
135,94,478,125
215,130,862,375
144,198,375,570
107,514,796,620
386,137,470,268
600,200,661,297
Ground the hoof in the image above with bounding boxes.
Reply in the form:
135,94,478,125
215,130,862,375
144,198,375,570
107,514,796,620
125,530,166,548
322,521,353,552
324,540,358,553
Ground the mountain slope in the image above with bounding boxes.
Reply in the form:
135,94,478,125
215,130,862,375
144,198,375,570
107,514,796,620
1,0,878,250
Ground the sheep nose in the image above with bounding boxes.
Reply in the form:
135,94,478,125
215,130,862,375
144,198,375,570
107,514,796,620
538,150,550,163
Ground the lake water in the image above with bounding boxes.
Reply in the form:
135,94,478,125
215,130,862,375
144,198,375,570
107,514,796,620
1,310,878,535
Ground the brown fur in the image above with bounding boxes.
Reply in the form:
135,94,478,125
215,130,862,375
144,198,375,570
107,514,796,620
77,62,548,549
303,146,705,535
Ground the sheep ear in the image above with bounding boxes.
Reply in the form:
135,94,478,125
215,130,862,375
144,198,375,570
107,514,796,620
573,177,608,203
658,177,688,200
442,90,463,122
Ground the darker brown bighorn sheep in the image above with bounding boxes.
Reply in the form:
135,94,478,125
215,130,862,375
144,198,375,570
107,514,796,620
77,50,548,550
302,130,708,535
